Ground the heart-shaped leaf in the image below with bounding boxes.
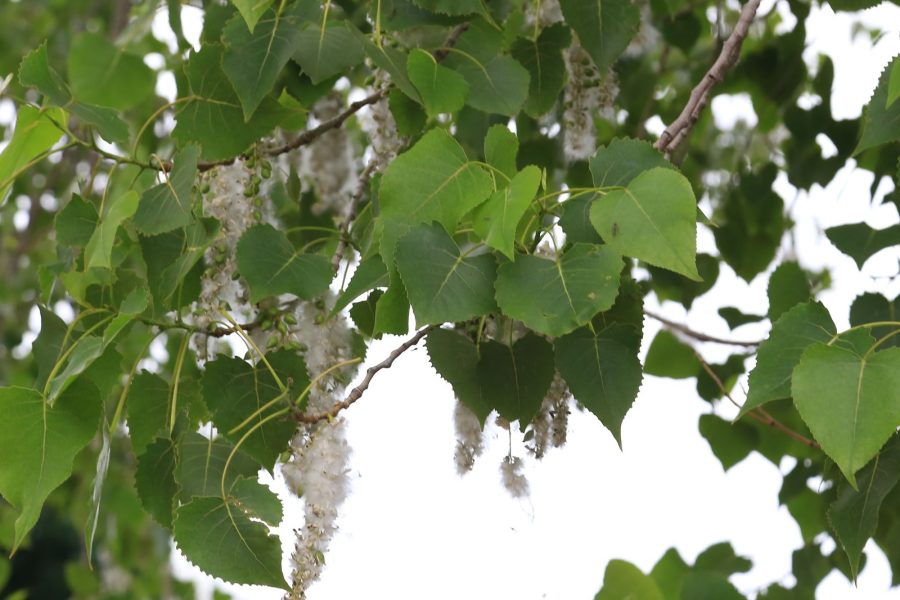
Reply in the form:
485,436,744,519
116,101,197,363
472,166,542,259
407,49,469,117
478,333,555,426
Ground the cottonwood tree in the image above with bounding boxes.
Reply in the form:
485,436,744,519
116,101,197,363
0,0,898,597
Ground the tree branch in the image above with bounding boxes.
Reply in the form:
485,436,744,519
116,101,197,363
644,309,761,347
654,0,761,158
293,326,434,423
331,162,378,273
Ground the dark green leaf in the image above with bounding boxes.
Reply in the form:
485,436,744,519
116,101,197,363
559,0,640,73
495,244,622,337
699,414,760,471
406,49,468,117
177,432,260,501
767,261,811,321
373,270,410,336
55,195,98,247
127,372,171,456
449,54,530,116
483,124,519,180
850,292,898,349
411,0,487,14
231,0,274,32
826,222,900,270
135,436,178,528
331,256,389,316
511,23,571,117
856,56,900,154
718,307,765,330
590,138,672,187
67,32,155,110
678,571,744,600
132,145,199,235
293,22,364,84
644,329,700,378
230,476,282,526
33,305,67,390
694,542,753,576
426,328,491,425
478,333,554,426
84,190,139,269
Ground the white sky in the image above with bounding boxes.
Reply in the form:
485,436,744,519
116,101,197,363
158,2,900,599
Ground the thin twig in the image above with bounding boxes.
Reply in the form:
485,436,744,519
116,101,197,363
654,0,761,158
694,350,821,450
433,22,471,61
331,162,377,273
293,326,434,423
644,309,761,347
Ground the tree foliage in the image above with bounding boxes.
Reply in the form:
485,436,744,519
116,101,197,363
0,0,898,597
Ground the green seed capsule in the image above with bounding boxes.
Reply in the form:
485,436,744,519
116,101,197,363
266,336,279,349
261,319,273,331
284,313,298,325
277,320,289,335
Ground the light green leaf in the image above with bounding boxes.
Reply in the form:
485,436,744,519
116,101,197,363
406,49,469,117
678,572,744,600
472,166,541,259
555,324,643,445
55,195,98,246
236,223,333,303
483,124,519,180
742,302,836,416
177,432,261,501
201,350,308,467
450,54,530,116
594,559,664,600
84,190,139,269
478,333,555,426
19,43,129,143
590,167,700,280
828,434,900,579
0,381,101,551
135,436,178,528
174,45,286,161
363,41,420,102
699,414,759,471
174,496,286,588
856,56,900,154
826,222,900,270
644,329,701,379
222,3,309,119
511,23,571,117
426,329,491,425
293,22,364,84
590,138,672,187
792,344,900,486
132,145,199,235
378,129,492,261
230,476,282,526
767,261,811,321
495,244,622,337
67,32,155,110
559,0,640,73
231,0,274,33
0,106,66,201
395,223,497,325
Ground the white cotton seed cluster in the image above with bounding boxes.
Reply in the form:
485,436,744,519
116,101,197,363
358,70,405,171
562,42,620,161
500,455,530,498
524,0,563,28
530,374,570,458
300,94,357,216
625,4,661,58
453,402,484,474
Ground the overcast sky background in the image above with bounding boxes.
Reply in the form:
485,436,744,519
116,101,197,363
144,2,900,598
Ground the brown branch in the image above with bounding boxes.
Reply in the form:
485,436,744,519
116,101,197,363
654,0,761,158
293,326,434,423
694,349,820,450
644,309,761,347
433,22,471,61
331,162,378,273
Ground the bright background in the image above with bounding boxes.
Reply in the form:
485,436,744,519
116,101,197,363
140,2,900,598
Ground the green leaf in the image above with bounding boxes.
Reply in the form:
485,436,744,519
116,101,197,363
0,106,66,201
0,381,100,551
33,305,68,390
67,32,155,110
406,49,469,117
177,432,261,501
792,344,900,486
888,57,900,108
555,324,643,445
694,542,753,576
331,256,389,316
594,559,664,600
850,292,899,349
84,190,139,269
174,496,286,588
231,0,274,33
364,42,420,102
495,244,622,337
856,56,900,154
293,22,364,84
132,145,199,235
349,291,381,338
236,223,332,303
378,129,492,260
19,43,129,143
826,222,900,270
411,0,487,14
135,436,178,528
559,0,640,73
450,54,530,116
511,23,571,117
201,349,308,467
718,307,765,330
483,124,519,180
590,167,700,280
472,166,541,259
828,434,900,579
426,328,491,425
644,329,700,379
742,302,836,416
230,476,282,526
650,548,690,600
222,3,308,120
174,45,286,161
678,572,744,600
126,372,171,456
478,333,555,426
767,261,811,321
395,223,497,325
699,414,759,471
55,195,98,247
648,253,719,309
373,270,410,336
590,138,672,187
